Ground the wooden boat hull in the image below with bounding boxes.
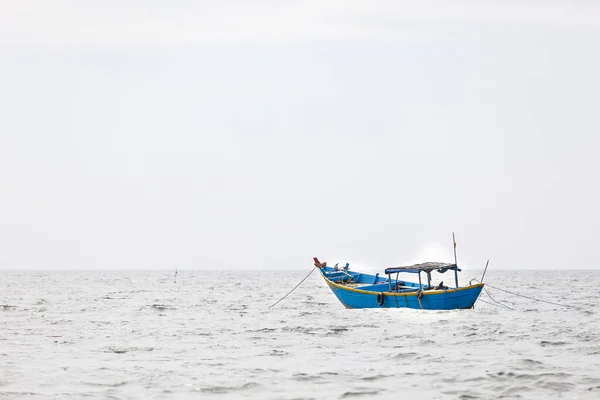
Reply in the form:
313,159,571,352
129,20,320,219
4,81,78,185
320,268,483,310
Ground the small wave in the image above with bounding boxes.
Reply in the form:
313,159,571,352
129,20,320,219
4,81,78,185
84,381,128,388
50,319,72,325
151,304,176,311
521,358,544,365
0,305,17,311
360,374,388,382
91,320,111,325
540,340,567,347
298,311,317,317
340,389,382,398
105,346,155,354
393,352,419,359
268,350,289,357
358,323,379,328
580,377,600,385
101,295,129,300
490,371,572,382
326,327,350,336
497,385,533,396
248,328,277,333
576,333,596,342
54,340,74,344
0,391,44,397
282,326,323,335
508,334,531,340
293,373,319,382
243,367,282,375
137,304,177,311
538,380,575,391
199,382,261,394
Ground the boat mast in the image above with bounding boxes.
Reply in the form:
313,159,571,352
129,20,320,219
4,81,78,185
452,232,459,288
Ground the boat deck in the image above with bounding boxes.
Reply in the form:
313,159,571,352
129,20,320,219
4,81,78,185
334,281,421,293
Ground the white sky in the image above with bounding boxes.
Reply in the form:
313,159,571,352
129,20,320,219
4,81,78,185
1,1,599,270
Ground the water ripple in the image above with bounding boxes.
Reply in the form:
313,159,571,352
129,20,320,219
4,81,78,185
0,269,598,399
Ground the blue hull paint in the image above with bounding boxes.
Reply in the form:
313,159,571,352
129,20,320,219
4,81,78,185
319,267,483,310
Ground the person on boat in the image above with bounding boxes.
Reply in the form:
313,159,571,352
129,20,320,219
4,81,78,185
434,281,448,290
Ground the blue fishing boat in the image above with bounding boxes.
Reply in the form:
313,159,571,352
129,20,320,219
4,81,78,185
314,257,484,310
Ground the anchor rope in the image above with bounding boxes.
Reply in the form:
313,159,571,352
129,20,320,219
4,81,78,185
482,287,515,310
268,267,317,309
484,283,581,309
477,298,513,310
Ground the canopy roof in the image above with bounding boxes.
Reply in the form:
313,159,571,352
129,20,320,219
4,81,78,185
385,262,460,274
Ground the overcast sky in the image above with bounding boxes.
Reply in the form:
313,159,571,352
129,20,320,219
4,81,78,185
1,1,599,270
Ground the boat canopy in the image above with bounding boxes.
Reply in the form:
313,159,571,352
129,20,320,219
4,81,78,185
385,262,461,274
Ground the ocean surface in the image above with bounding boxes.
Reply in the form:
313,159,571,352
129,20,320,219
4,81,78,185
1,269,599,399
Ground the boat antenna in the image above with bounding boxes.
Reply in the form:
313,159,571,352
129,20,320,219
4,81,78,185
481,259,490,283
452,232,458,265
452,232,459,287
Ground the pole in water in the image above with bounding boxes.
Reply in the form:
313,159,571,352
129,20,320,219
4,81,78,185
174,268,177,284
452,232,459,288
481,259,490,283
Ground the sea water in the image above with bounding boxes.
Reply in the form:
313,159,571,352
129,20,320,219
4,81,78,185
1,269,599,399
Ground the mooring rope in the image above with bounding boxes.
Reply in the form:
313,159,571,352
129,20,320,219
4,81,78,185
482,287,515,310
485,283,580,310
416,290,424,309
477,298,513,310
268,267,317,309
